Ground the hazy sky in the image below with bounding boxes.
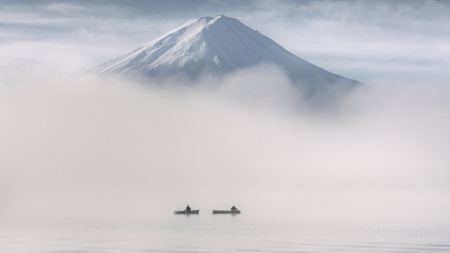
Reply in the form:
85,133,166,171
1,0,450,92
0,0,449,223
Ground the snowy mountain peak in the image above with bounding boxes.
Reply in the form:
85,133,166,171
90,15,362,93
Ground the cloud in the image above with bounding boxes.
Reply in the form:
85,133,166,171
46,3,87,13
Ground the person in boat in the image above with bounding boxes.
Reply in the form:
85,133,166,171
185,205,191,212
231,205,238,212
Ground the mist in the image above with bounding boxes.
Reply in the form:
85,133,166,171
1,0,450,229
1,65,449,224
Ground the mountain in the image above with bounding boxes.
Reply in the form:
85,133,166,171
90,15,363,95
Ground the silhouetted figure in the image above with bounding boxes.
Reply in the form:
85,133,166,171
231,206,238,212
185,205,191,212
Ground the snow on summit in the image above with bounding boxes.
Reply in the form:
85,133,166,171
91,15,363,93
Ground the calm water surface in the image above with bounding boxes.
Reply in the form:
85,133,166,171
2,215,450,253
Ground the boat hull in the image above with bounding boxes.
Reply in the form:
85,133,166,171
173,210,199,214
212,210,241,214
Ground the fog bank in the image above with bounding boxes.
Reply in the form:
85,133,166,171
0,68,449,223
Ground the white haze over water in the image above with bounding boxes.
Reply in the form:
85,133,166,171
0,65,449,225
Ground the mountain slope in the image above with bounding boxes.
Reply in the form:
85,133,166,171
91,15,363,93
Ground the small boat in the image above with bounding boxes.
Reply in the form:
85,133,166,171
173,210,199,214
212,210,241,214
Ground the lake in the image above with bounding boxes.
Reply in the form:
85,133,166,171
2,214,449,253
